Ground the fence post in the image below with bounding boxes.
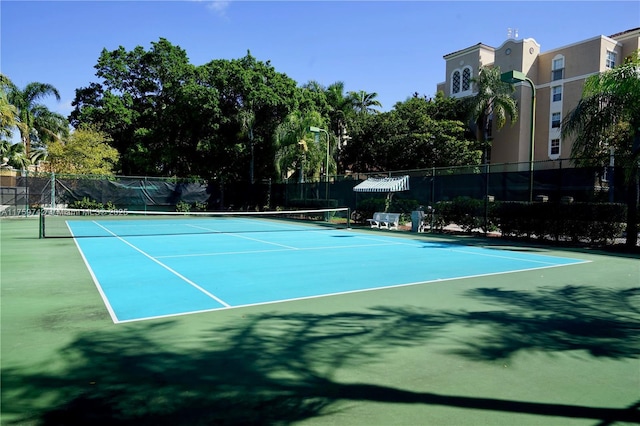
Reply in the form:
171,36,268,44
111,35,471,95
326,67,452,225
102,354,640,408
50,172,56,209
484,163,489,235
144,177,148,213
431,167,435,207
23,169,28,217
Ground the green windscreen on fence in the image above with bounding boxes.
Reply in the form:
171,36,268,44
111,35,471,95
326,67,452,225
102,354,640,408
0,163,622,216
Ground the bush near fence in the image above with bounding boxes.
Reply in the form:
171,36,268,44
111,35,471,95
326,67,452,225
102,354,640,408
433,198,628,246
434,197,498,233
496,201,628,244
287,198,339,209
4,163,636,247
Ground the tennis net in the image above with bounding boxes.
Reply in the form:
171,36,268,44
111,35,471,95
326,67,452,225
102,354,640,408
39,206,351,238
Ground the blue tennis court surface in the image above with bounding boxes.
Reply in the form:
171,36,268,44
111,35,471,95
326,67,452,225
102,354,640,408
69,217,589,323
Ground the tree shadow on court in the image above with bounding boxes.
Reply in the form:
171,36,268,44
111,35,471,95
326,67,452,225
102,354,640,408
448,285,640,361
2,285,639,425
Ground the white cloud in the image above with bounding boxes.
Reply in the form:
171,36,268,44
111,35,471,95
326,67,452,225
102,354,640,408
201,0,231,17
187,0,231,18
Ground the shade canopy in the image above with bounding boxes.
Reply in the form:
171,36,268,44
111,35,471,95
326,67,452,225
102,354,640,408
353,175,410,193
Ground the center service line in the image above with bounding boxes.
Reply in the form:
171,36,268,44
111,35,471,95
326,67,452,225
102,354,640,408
92,221,231,308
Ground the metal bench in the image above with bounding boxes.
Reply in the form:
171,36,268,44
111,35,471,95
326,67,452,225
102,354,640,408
381,213,401,230
367,212,385,228
367,212,400,230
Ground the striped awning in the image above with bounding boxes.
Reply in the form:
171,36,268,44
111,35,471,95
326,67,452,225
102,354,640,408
353,175,410,193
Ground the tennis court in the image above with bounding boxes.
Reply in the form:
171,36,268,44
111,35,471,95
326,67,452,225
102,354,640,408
2,214,639,425
56,209,588,323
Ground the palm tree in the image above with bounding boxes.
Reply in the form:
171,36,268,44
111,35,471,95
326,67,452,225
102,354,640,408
0,90,20,141
27,105,69,150
238,107,256,183
0,139,29,169
274,110,326,183
325,82,354,173
1,75,27,141
348,90,382,115
467,66,519,163
561,51,640,248
325,82,352,127
3,74,67,156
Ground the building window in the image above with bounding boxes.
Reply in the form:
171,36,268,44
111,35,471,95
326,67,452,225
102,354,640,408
552,56,564,81
550,139,560,156
552,86,562,102
452,70,461,94
462,67,471,91
551,112,561,128
451,67,473,96
606,51,617,69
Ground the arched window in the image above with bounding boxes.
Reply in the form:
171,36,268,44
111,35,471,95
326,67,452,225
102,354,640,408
452,70,461,94
462,67,472,92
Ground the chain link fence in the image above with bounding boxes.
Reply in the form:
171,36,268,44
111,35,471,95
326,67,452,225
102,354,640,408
1,159,637,247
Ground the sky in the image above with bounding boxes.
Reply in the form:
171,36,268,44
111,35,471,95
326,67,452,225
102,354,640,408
2,0,639,120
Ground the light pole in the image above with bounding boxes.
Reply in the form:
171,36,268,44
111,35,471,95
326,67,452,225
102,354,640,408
501,70,536,202
309,126,330,202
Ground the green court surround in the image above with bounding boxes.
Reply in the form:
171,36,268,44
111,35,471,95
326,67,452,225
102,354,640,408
1,217,639,425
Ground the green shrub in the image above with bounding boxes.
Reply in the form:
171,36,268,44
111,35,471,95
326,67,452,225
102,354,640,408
494,202,528,238
389,198,421,224
561,203,626,244
495,201,627,245
175,201,191,212
287,199,339,209
352,198,386,224
69,197,116,210
435,197,496,233
193,201,208,212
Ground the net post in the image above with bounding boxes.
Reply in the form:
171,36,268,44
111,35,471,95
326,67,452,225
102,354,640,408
347,207,351,229
39,208,44,239
24,169,29,218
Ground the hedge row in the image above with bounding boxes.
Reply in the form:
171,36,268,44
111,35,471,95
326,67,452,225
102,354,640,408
435,198,629,245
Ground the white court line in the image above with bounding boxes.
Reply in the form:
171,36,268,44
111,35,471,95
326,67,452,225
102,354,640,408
68,222,120,323
82,222,589,324
186,223,300,250
92,221,231,309
356,234,581,266
155,241,405,259
114,259,590,324
441,247,576,265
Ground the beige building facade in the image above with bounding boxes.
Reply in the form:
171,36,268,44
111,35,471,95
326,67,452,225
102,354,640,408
437,27,640,167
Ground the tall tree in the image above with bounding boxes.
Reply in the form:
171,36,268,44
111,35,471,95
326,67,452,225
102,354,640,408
200,52,299,183
466,66,518,163
28,105,69,150
4,75,67,156
348,90,382,115
341,96,480,173
70,39,218,176
273,110,326,182
0,75,22,142
46,125,119,174
325,82,355,172
561,51,640,248
298,80,329,115
0,140,28,169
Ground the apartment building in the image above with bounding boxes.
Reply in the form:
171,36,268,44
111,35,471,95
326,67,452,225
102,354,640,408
437,27,640,166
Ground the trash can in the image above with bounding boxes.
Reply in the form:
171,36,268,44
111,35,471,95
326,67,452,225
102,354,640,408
411,210,425,232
